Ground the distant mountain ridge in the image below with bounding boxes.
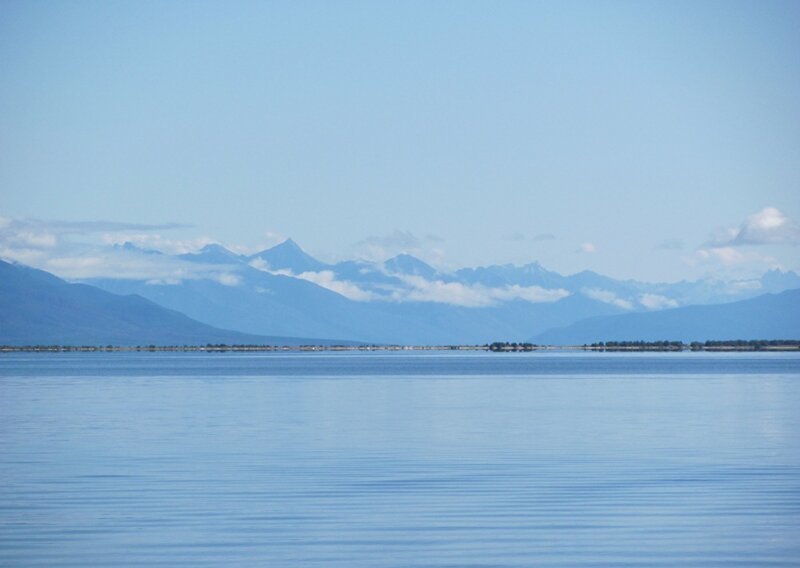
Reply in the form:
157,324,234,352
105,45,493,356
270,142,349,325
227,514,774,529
72,238,800,344
0,260,355,346
248,238,329,273
533,288,800,344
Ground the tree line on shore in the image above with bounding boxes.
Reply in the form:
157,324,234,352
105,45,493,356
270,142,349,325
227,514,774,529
587,339,800,351
489,340,800,352
2,340,799,353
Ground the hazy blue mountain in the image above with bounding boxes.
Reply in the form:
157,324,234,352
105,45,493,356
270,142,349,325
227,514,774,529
533,289,800,345
452,262,800,310
384,254,440,279
77,238,800,345
248,238,328,273
324,253,443,300
92,266,372,341
761,269,800,294
179,244,245,265
89,267,627,345
455,262,566,289
565,270,640,294
0,260,348,346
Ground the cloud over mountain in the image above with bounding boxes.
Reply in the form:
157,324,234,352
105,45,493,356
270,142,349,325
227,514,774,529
712,207,800,247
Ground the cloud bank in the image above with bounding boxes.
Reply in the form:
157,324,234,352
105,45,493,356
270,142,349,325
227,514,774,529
0,216,240,283
711,207,800,247
392,275,570,308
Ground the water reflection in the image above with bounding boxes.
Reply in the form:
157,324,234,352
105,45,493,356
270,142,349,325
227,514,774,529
1,352,799,566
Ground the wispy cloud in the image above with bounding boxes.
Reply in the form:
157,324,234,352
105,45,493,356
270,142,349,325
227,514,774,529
577,242,597,254
696,246,745,266
215,273,241,286
710,207,800,247
582,288,633,310
685,207,796,276
533,233,557,241
392,275,570,307
250,258,570,307
0,215,243,282
694,246,779,268
249,262,378,302
291,270,377,302
0,216,188,237
101,233,219,255
20,248,241,282
0,215,205,259
638,293,678,310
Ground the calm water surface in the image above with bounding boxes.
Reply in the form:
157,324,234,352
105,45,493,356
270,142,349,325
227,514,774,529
1,351,799,566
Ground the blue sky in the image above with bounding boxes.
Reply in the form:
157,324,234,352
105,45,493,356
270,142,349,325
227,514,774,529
1,1,798,281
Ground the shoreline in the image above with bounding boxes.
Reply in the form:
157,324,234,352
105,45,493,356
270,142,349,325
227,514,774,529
2,343,799,353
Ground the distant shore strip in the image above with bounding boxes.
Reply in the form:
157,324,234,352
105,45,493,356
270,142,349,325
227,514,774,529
2,340,799,353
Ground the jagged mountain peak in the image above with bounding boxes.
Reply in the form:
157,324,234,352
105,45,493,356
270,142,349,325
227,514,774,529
249,239,328,273
383,254,438,278
180,243,244,265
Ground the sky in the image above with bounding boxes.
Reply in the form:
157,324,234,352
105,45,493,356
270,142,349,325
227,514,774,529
1,0,799,282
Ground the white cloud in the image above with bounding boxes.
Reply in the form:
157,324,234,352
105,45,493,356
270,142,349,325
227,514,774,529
723,279,763,295
294,270,377,302
250,261,377,301
712,207,800,246
248,257,271,271
639,293,679,310
0,218,59,251
0,246,49,264
393,275,570,307
216,273,241,286
583,288,634,310
145,278,182,285
486,284,571,303
577,242,597,254
15,231,57,248
0,219,245,282
0,217,187,251
0,214,234,270
696,246,744,265
251,260,571,307
694,246,780,268
392,276,496,307
101,232,218,254
32,250,238,282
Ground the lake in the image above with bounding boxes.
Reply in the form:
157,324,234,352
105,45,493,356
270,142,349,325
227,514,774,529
1,351,799,566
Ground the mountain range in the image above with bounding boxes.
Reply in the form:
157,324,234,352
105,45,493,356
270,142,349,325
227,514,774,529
86,239,800,344
2,238,798,345
0,260,354,346
534,288,800,344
